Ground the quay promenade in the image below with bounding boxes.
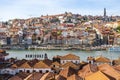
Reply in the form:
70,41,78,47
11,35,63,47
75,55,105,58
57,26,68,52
1,44,111,51
28,46,108,51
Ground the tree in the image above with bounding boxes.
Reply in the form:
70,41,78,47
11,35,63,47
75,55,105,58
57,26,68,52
116,25,120,33
51,30,62,44
51,31,57,44
32,33,37,44
50,17,60,23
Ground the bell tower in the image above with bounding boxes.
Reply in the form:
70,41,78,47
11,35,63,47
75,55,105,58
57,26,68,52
103,8,107,22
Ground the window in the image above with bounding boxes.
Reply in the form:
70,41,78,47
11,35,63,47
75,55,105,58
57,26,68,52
26,70,30,73
33,70,36,72
76,61,78,64
19,70,23,72
46,70,49,73
54,71,57,74
53,65,55,67
39,70,42,73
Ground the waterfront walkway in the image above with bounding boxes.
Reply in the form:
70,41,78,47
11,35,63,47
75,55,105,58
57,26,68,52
1,44,112,51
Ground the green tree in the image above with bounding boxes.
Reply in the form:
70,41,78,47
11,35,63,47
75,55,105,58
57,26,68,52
116,25,120,33
51,30,62,44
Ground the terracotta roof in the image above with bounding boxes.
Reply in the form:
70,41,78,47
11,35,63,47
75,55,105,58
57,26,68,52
113,58,120,65
52,61,60,66
114,65,120,71
11,64,18,68
16,72,30,79
0,49,4,53
42,59,53,66
55,75,66,80
67,74,82,80
80,61,88,65
33,61,50,68
25,72,43,80
9,28,19,32
78,64,98,78
19,62,31,68
98,64,120,80
95,56,111,63
59,66,77,78
61,62,79,69
60,53,80,60
85,71,110,80
0,50,8,56
8,76,22,80
34,24,43,27
15,59,27,67
40,72,54,80
27,59,39,67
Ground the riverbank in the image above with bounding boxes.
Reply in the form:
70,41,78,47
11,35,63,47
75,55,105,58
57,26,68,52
1,45,111,51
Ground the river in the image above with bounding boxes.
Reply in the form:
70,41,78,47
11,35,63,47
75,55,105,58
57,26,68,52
6,50,120,61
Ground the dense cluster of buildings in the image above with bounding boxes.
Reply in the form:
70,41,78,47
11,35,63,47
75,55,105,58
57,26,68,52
0,9,120,49
1,8,120,80
0,50,120,80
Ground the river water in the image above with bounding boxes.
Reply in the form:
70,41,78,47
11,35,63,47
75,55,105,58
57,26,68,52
6,50,120,61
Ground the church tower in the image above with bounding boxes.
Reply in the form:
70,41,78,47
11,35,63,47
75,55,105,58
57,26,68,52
104,8,106,18
103,8,107,22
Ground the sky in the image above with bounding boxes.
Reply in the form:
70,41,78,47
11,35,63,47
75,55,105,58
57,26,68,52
0,0,120,21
